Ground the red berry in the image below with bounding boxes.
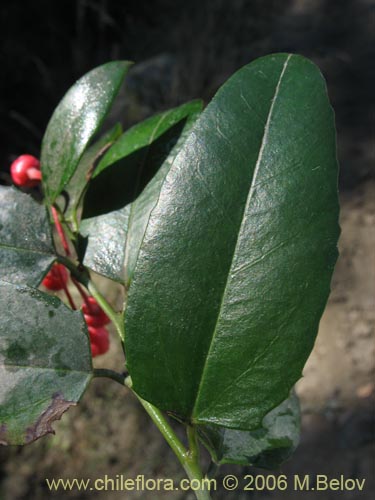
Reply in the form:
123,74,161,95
90,342,100,357
82,296,101,315
84,312,109,327
10,155,41,187
88,326,109,357
42,263,68,291
82,297,109,326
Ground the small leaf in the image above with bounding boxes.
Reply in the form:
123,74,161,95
198,392,300,467
80,101,202,283
94,100,203,177
41,61,132,203
0,280,92,446
125,54,340,430
0,186,55,286
80,206,131,283
82,100,203,219
62,124,123,227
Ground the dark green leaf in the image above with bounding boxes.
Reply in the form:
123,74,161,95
0,280,92,446
0,186,55,286
94,100,203,177
125,54,340,429
80,101,202,283
41,61,132,203
82,100,203,219
198,392,300,467
62,124,123,228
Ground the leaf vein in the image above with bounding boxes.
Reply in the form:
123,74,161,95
192,54,293,418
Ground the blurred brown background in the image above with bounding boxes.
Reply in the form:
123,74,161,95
0,0,374,498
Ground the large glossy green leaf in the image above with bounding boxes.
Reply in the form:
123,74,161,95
0,281,92,445
198,392,300,467
62,124,123,228
82,100,203,219
41,61,131,203
80,101,202,283
125,54,340,430
0,186,55,286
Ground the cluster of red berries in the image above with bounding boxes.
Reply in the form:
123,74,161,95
42,265,110,357
10,154,42,187
11,154,110,358
82,297,110,357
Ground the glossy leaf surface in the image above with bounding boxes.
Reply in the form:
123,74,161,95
80,101,202,283
94,100,203,177
125,54,340,429
80,206,131,283
0,186,55,286
41,61,131,203
198,392,300,467
0,281,92,445
82,100,202,219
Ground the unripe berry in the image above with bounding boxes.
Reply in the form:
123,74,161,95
42,263,69,291
10,154,41,187
88,326,110,357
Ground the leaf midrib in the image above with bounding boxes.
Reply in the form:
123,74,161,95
44,63,129,202
0,241,54,256
192,54,292,419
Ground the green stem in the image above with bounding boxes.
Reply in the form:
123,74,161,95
187,425,200,462
62,218,77,243
124,377,212,500
87,280,125,341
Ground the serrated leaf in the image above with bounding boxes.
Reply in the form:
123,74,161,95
125,54,340,430
41,61,131,203
82,100,203,219
80,101,202,283
62,124,123,227
0,186,56,286
198,392,300,468
0,280,92,446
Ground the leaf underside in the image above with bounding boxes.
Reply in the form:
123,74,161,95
0,186,56,286
198,391,300,467
0,281,92,445
80,205,131,283
125,53,340,430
